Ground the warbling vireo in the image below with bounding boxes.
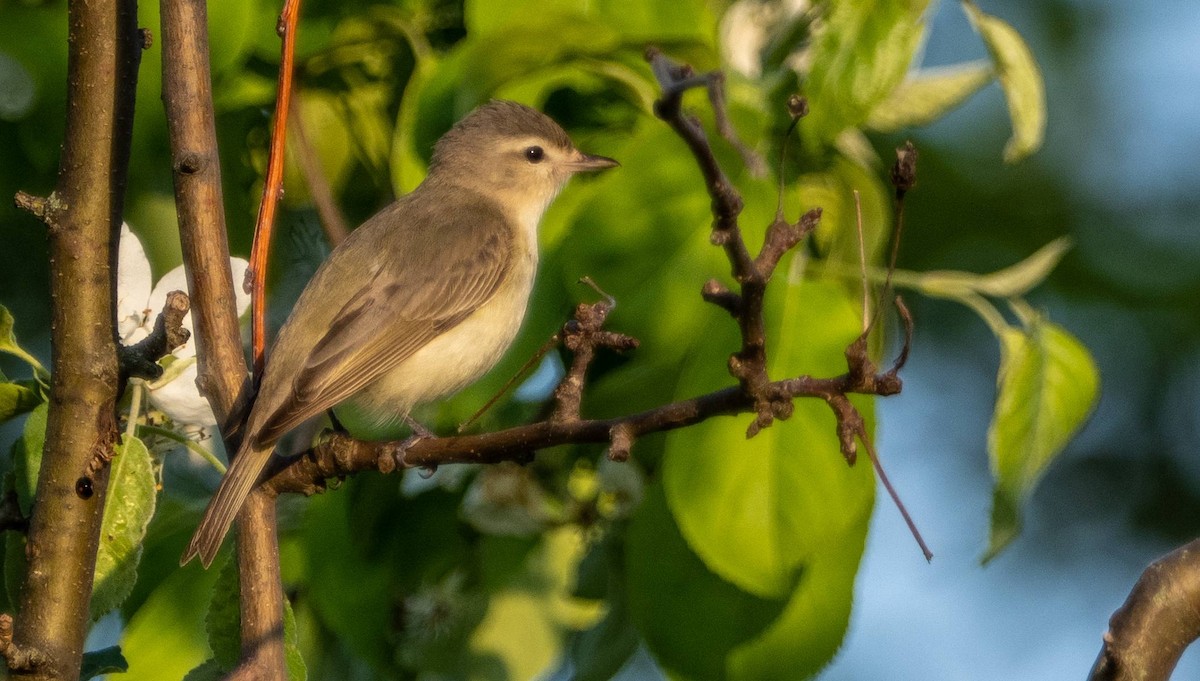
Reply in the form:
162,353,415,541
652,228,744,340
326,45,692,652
183,100,617,567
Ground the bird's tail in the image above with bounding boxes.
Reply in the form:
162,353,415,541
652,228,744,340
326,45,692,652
181,442,275,568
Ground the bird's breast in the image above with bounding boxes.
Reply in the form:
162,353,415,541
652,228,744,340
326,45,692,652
350,247,538,422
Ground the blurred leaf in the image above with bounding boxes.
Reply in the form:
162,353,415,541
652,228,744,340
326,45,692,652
567,535,639,681
283,92,355,207
0,305,48,381
663,279,875,598
14,402,47,516
205,557,241,670
569,596,639,681
969,237,1073,297
119,561,223,681
984,318,1099,561
79,646,128,680
297,488,395,670
466,0,715,44
0,52,36,121
725,503,870,680
626,484,789,681
916,237,1073,299
963,1,1046,163
865,61,994,132
801,0,930,147
0,381,40,422
205,554,307,680
469,528,600,679
796,157,892,270
92,435,156,621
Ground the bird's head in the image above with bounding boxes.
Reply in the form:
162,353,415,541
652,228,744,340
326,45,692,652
427,100,618,216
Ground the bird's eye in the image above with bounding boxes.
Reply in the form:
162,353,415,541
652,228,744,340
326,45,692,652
524,146,545,163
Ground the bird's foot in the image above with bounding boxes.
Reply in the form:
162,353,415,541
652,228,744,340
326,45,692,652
384,416,437,471
403,415,437,440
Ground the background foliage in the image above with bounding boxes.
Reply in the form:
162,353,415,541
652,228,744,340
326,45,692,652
0,0,1164,679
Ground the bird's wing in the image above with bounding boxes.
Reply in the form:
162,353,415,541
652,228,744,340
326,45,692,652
251,210,513,444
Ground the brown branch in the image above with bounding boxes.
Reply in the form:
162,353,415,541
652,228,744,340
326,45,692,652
263,366,901,497
160,0,285,678
6,0,141,678
551,279,638,423
647,47,823,438
1089,538,1200,681
118,290,191,382
0,615,47,674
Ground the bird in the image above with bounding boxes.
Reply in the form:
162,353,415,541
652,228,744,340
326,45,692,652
182,100,618,567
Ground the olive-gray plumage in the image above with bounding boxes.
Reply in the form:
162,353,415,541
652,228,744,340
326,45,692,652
183,101,617,567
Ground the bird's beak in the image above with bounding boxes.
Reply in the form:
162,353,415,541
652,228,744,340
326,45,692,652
565,151,620,173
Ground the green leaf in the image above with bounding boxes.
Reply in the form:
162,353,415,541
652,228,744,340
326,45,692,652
569,601,639,681
726,502,871,681
119,556,224,681
796,157,892,270
204,556,241,671
801,0,931,147
915,237,1073,300
0,305,48,381
963,1,1046,163
662,279,875,598
972,237,1073,297
626,484,790,681
14,402,48,516
568,536,638,681
865,61,994,132
92,435,156,620
205,554,307,680
0,381,41,422
984,318,1099,561
80,646,129,680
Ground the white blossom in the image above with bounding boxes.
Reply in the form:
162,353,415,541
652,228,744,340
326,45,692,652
117,223,250,427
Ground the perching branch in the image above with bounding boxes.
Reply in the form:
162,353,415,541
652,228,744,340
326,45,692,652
262,335,902,495
6,0,142,677
1088,538,1200,681
160,0,286,677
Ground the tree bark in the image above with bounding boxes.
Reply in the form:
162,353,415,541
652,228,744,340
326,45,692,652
9,0,141,678
160,0,286,675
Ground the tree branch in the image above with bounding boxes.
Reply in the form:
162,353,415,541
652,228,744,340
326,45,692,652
117,289,191,382
1089,538,1200,681
7,0,142,677
263,363,900,496
160,0,285,676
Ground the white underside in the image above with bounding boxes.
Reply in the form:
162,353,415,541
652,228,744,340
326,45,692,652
347,204,543,425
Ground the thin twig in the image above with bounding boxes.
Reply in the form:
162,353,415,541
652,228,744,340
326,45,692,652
247,0,305,378
458,334,561,432
859,433,931,561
